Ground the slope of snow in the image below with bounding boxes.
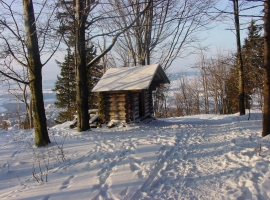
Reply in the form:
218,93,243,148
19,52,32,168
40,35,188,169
0,110,269,199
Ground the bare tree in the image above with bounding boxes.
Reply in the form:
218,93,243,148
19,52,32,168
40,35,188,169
106,0,219,70
0,57,33,128
0,1,61,146
172,72,200,116
195,50,210,114
233,0,245,115
7,81,33,128
207,50,233,114
174,75,192,115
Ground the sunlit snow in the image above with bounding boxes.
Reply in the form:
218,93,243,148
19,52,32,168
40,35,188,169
0,108,269,199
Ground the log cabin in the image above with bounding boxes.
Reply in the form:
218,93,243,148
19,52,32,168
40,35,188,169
91,64,170,124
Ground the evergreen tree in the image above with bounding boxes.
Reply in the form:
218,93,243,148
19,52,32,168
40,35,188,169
224,66,239,114
53,50,76,122
53,45,103,123
224,20,264,114
86,45,103,109
55,2,102,123
242,20,264,96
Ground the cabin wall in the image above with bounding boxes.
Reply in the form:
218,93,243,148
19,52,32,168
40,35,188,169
142,90,153,118
98,90,154,124
130,92,139,121
128,90,154,121
145,90,153,116
98,92,130,123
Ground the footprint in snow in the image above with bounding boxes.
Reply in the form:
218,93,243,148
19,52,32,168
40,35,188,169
42,195,50,200
130,161,147,178
130,161,142,172
137,170,147,178
11,150,20,158
0,162,8,171
119,186,129,196
59,175,75,190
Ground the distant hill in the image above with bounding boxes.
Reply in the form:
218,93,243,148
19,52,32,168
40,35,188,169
167,71,196,81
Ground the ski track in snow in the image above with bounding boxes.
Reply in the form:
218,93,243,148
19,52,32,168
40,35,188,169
130,120,268,200
91,138,136,199
0,112,270,199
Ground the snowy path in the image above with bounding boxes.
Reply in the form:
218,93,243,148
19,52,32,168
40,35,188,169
0,112,270,199
131,119,268,200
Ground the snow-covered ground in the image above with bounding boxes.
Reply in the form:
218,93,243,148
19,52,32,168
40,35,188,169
0,109,269,200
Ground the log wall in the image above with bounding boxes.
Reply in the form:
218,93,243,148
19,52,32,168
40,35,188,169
143,90,154,117
98,90,154,123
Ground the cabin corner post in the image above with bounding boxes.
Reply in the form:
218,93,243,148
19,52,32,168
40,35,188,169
149,90,154,115
98,92,106,124
125,91,130,123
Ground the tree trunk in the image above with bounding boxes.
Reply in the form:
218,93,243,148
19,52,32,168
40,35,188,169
263,0,270,137
135,2,144,66
22,0,50,146
29,95,34,128
233,0,245,115
202,68,209,114
75,0,90,131
145,0,153,65
23,84,33,128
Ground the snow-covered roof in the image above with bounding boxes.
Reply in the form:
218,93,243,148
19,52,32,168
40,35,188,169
92,64,170,92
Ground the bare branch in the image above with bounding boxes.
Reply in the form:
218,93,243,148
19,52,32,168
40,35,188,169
0,70,33,85
86,0,153,70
